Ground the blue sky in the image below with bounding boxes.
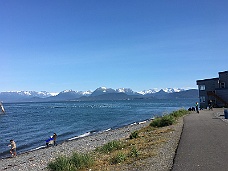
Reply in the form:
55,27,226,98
0,0,227,93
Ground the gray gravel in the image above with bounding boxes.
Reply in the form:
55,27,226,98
112,117,184,171
0,118,184,171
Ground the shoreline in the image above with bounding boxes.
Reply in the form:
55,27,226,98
2,109,224,170
0,118,152,160
0,119,153,171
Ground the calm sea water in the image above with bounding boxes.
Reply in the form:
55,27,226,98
0,99,197,158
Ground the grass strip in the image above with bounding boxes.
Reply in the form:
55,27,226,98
47,109,189,171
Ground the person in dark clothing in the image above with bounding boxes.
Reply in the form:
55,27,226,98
195,102,199,114
208,100,213,110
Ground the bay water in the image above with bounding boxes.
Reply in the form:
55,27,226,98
0,99,196,158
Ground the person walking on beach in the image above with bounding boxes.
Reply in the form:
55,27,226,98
8,140,16,157
195,102,199,114
53,133,57,146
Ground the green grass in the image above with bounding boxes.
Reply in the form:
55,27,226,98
129,131,139,139
95,140,124,154
47,152,94,171
150,109,189,127
47,156,74,171
47,109,189,171
150,115,175,127
110,152,126,164
71,153,94,169
129,146,139,157
170,109,189,118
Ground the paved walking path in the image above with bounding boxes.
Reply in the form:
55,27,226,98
172,108,228,171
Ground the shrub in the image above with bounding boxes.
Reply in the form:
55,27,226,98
150,117,162,127
150,115,175,127
129,146,139,157
170,109,189,118
129,131,139,139
160,115,175,126
70,152,94,169
47,153,94,171
47,156,74,171
96,140,124,153
110,152,126,164
150,109,189,128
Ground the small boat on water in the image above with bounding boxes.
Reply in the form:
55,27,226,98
0,102,5,113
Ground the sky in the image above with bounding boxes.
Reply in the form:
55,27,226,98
0,0,227,93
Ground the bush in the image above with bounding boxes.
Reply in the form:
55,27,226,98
96,140,124,153
150,109,189,128
47,153,94,171
160,115,175,126
150,117,162,127
129,131,139,139
70,152,94,169
110,152,126,164
170,109,189,118
150,115,175,127
129,146,139,157
47,156,74,171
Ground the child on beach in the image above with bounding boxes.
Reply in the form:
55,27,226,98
53,133,57,146
45,136,54,147
8,140,16,157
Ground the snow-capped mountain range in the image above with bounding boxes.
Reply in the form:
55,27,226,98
137,88,184,95
56,87,185,97
0,87,197,103
2,91,58,97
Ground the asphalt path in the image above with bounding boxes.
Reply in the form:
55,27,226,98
172,108,228,171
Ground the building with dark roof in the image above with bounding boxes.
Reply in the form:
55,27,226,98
196,71,228,109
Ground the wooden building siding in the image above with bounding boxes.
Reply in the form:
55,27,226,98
196,78,219,109
215,89,228,107
197,71,228,108
219,71,228,88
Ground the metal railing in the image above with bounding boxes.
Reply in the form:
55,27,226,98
207,91,228,107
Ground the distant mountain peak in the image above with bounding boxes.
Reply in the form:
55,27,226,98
60,90,76,93
162,88,185,93
91,87,116,96
116,88,137,95
82,90,92,95
137,88,159,95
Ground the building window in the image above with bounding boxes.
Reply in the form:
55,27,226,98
199,85,205,90
220,82,225,88
200,96,205,103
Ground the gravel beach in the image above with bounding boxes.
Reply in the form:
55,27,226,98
0,118,183,171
